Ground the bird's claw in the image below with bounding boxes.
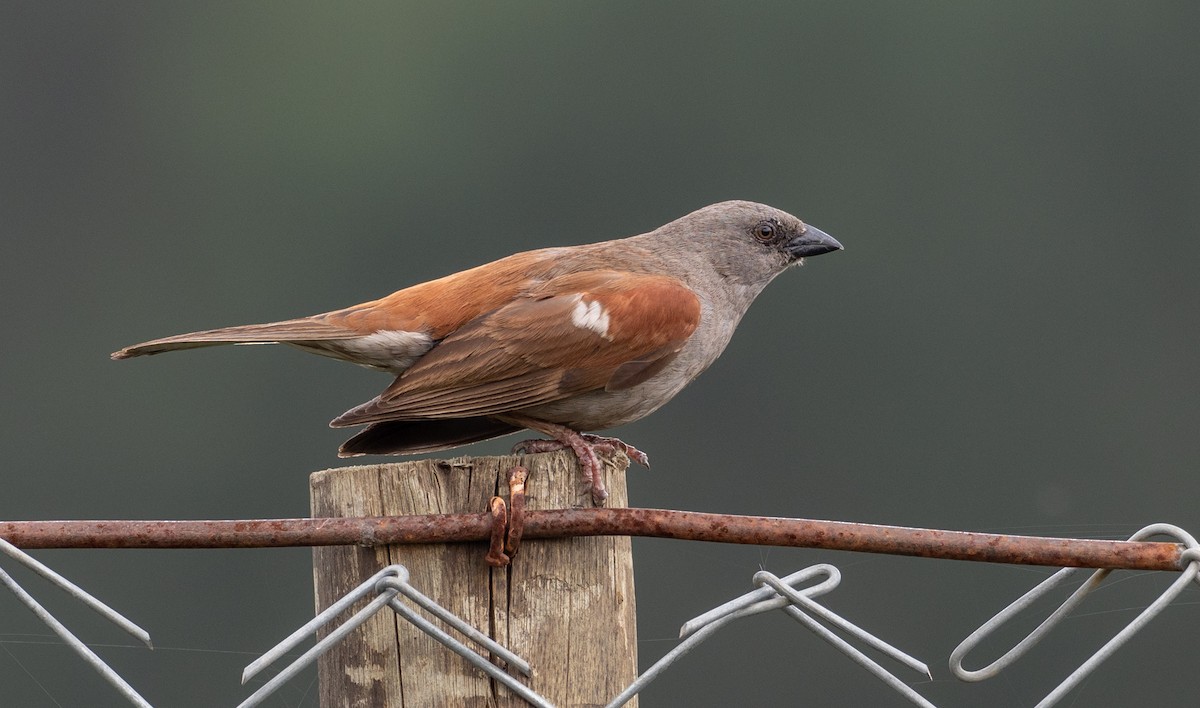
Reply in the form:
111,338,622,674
514,434,653,504
513,437,608,503
579,434,650,469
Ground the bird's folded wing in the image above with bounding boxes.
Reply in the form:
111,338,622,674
331,271,702,425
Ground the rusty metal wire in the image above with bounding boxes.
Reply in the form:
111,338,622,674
504,465,528,556
0,511,1186,571
485,465,530,566
485,496,511,566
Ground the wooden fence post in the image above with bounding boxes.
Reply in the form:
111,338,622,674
310,450,638,707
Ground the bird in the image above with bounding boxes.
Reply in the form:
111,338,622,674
112,200,842,503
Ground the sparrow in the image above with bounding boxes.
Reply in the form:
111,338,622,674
113,200,842,502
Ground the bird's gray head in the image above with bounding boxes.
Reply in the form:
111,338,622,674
656,200,843,289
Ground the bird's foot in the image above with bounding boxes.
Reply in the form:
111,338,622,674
505,417,644,504
578,434,650,469
512,435,607,503
512,434,649,471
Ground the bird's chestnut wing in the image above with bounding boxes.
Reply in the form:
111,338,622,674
331,271,701,425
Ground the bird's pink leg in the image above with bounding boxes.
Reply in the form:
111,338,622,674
499,415,648,504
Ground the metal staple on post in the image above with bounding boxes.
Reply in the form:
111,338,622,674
485,466,530,567
606,564,935,708
238,563,549,708
950,522,1200,707
486,496,510,566
504,465,528,557
0,537,154,707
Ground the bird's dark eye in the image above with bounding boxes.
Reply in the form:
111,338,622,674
753,221,776,241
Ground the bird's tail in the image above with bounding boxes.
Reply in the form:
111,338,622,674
111,317,359,360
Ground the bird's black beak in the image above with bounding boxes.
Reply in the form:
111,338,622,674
786,225,843,259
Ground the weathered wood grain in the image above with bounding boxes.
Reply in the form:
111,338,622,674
311,450,637,707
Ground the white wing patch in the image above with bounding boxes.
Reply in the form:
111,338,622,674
570,296,613,340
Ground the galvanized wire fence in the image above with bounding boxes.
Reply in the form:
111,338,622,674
1,515,1197,707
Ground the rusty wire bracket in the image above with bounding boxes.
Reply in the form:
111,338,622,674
486,496,510,566
505,465,528,557
486,465,530,566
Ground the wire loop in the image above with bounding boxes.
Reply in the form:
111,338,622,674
238,563,545,708
607,564,933,708
950,522,1200,707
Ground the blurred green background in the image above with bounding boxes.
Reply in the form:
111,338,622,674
2,2,1198,706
